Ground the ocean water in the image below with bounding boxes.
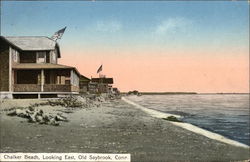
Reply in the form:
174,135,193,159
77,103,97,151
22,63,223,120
127,94,250,145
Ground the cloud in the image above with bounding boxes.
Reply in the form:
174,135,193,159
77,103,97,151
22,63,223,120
155,17,192,34
95,20,122,33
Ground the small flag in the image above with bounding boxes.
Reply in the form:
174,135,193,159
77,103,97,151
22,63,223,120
51,27,67,41
97,65,103,73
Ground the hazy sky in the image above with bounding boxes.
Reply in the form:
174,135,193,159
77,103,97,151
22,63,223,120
1,1,249,92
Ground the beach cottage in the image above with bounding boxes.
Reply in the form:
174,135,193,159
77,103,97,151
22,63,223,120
91,77,114,93
79,75,91,93
0,36,80,99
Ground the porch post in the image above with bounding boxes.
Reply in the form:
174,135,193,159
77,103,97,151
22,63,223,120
70,70,73,85
9,47,12,92
70,70,73,92
41,69,44,92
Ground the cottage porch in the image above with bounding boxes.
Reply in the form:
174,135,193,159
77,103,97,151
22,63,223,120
13,69,79,93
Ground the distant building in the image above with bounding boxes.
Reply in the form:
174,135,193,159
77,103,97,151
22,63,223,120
111,87,120,94
88,82,98,94
79,75,90,93
0,36,80,99
91,77,114,93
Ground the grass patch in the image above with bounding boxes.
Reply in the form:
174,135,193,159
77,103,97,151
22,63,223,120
162,116,182,122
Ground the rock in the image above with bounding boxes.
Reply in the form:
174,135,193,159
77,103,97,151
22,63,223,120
16,109,29,118
26,136,31,139
37,109,43,116
35,115,44,124
28,114,36,123
28,106,35,111
7,105,70,126
55,114,68,122
98,96,106,102
35,134,43,138
15,109,23,115
7,110,17,116
162,116,182,122
75,96,87,103
42,114,50,123
26,109,34,115
49,118,60,126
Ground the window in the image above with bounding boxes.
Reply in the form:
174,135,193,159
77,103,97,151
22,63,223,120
65,77,70,85
50,51,57,64
65,80,70,85
46,52,50,63
13,51,17,62
11,48,19,63
37,52,46,63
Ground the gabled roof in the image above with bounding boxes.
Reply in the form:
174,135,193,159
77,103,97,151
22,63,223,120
12,63,80,76
91,78,114,84
80,75,91,81
1,36,61,58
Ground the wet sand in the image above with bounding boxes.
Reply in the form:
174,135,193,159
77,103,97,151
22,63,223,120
0,99,249,161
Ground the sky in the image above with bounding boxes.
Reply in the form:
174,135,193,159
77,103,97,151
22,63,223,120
1,1,249,93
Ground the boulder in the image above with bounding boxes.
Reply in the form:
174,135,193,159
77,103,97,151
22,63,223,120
28,106,35,111
28,114,36,123
55,114,68,122
49,118,60,126
42,114,50,123
16,109,29,118
7,110,17,116
26,109,34,115
37,109,44,116
35,115,44,124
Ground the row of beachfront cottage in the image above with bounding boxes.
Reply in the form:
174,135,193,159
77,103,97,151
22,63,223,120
0,36,119,99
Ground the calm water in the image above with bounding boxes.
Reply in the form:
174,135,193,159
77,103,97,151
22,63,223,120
127,94,250,145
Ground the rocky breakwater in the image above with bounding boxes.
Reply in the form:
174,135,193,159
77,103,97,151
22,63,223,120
7,108,67,126
5,94,110,126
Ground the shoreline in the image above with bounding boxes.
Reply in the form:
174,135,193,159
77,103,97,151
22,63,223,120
122,92,250,95
122,97,249,148
0,97,249,161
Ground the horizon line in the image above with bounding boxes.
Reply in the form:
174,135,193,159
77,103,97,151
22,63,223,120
121,91,249,94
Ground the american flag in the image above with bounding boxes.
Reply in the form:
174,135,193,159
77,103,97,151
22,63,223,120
51,27,66,41
97,65,103,73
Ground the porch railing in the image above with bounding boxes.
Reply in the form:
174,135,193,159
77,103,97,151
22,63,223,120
13,84,79,92
13,84,41,92
43,84,79,92
43,84,71,92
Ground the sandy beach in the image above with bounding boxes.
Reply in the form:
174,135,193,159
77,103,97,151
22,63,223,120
0,98,249,161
